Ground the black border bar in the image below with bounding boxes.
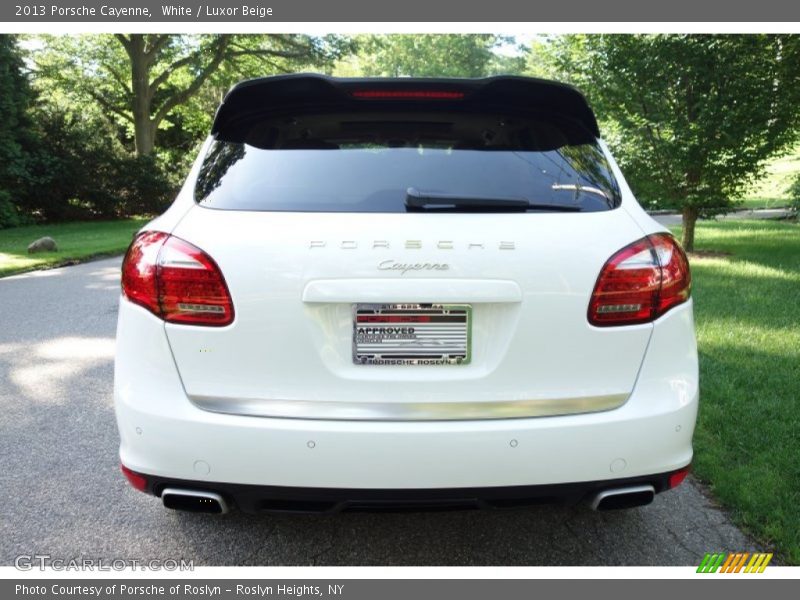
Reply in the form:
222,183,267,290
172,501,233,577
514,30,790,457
4,1,800,23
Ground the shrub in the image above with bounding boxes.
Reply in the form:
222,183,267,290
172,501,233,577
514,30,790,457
0,190,23,228
0,35,38,228
22,107,175,221
789,174,800,216
111,154,175,217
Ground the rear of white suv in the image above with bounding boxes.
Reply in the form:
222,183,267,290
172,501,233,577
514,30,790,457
115,74,697,514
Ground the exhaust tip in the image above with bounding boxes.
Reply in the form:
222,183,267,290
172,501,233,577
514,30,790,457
589,485,655,511
161,488,229,514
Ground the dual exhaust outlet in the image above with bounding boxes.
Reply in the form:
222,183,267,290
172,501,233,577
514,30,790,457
161,488,229,514
588,484,655,511
160,484,656,514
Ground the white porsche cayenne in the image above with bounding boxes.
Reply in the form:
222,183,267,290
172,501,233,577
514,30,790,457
115,74,697,514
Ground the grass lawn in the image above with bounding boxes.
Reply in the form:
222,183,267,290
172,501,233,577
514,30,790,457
669,219,800,564
738,196,793,210
1,216,797,562
0,219,147,277
740,144,800,209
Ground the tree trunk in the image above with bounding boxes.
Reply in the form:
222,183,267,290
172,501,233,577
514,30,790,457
681,205,698,252
129,35,155,156
682,161,702,252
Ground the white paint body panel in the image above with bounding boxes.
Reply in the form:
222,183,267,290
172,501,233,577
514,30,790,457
162,208,653,407
115,299,697,488
114,140,699,490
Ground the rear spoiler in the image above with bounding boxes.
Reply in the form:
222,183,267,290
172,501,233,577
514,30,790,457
211,73,600,140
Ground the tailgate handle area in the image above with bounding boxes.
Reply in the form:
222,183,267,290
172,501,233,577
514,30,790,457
302,279,522,304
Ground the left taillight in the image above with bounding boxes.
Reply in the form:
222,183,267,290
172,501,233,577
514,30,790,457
121,231,234,326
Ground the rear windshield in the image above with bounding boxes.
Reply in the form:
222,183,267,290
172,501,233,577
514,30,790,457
195,111,620,213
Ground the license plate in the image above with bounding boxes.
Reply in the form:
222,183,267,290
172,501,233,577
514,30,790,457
353,303,471,366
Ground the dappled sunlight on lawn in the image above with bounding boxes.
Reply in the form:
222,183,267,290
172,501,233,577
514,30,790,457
691,257,800,282
0,252,63,277
0,251,49,272
675,219,800,563
0,219,145,277
698,323,800,357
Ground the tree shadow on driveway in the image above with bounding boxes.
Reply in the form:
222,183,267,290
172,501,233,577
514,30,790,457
0,258,762,566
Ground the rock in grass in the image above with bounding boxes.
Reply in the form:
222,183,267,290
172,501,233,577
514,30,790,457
27,237,58,254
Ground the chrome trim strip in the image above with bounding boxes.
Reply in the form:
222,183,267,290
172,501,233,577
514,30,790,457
302,278,523,304
188,393,629,421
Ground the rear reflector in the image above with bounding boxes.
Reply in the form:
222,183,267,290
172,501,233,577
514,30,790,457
588,233,691,326
121,232,234,326
668,465,691,489
351,90,465,100
121,464,148,492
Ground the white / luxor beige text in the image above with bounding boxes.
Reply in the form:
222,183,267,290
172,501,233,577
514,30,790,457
163,5,274,18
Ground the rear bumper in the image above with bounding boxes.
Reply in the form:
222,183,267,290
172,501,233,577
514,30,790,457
134,469,687,514
114,299,698,491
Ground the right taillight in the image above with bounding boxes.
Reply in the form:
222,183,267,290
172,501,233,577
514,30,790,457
121,231,234,326
588,233,691,326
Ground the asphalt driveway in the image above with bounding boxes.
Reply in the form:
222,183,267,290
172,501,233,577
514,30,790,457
0,258,762,566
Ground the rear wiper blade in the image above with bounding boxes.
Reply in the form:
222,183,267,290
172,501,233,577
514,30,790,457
405,188,581,212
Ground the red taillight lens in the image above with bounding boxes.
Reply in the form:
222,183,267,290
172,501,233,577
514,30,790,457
121,464,148,492
351,90,465,100
668,465,691,489
589,233,691,327
121,231,168,315
654,234,692,314
156,236,234,325
121,232,234,326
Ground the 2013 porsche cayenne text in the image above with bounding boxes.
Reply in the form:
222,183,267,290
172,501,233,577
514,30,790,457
115,74,697,514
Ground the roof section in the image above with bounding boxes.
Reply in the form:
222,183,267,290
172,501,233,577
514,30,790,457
211,73,600,139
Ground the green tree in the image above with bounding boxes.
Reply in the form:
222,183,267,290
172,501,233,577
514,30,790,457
23,105,174,221
0,35,36,227
34,34,352,156
534,34,800,251
347,35,501,78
